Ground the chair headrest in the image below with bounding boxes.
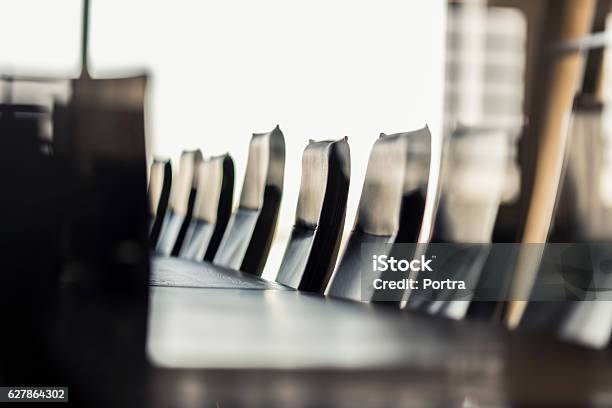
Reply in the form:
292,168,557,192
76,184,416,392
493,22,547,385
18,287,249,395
295,137,350,228
70,75,147,110
356,126,432,236
239,125,285,210
192,154,234,223
172,149,203,216
149,158,172,216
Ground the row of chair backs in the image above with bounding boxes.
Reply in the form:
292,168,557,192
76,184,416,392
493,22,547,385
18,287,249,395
179,154,234,261
147,122,608,348
155,150,202,256
149,129,351,291
213,126,286,276
149,126,512,306
276,138,351,292
327,126,433,300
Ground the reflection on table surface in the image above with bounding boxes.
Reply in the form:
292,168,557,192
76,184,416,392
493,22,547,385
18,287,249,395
148,286,502,369
47,282,612,407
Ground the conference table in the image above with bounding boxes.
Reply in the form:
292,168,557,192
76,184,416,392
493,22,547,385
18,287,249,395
45,259,612,407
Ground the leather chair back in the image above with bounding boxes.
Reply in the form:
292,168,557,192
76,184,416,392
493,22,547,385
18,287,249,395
148,158,172,248
179,154,234,261
213,126,285,276
326,126,433,301
276,138,350,292
156,150,203,256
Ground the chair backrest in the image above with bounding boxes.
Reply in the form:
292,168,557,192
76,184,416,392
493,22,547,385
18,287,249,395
276,138,351,292
407,126,511,318
155,149,203,256
148,158,172,248
326,126,433,301
52,75,151,296
179,154,234,261
213,126,285,276
430,127,510,243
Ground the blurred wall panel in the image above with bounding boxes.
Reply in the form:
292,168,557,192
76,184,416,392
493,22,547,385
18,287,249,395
444,1,538,244
0,0,82,76
444,4,526,132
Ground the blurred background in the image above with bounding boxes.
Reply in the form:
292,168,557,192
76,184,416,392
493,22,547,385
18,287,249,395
6,0,603,282
0,0,447,278
3,1,612,405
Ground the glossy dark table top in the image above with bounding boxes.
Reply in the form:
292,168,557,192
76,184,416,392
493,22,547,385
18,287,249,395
144,286,611,407
48,281,612,407
148,287,497,369
151,255,287,290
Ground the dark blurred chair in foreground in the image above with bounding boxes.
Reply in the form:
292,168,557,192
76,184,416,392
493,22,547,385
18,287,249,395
179,154,234,261
326,126,434,301
148,158,172,248
51,71,151,406
0,87,70,387
155,150,202,256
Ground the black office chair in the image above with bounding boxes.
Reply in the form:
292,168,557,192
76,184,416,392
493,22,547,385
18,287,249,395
213,126,285,276
155,149,203,256
179,154,234,261
275,137,350,292
406,126,512,319
326,126,433,301
148,158,172,248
